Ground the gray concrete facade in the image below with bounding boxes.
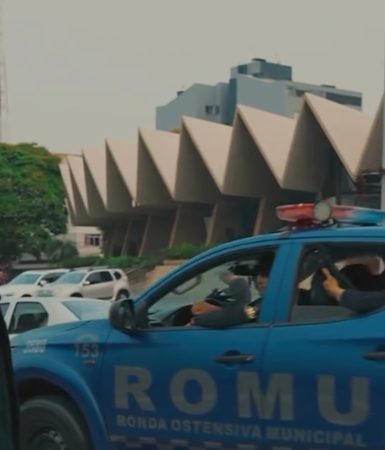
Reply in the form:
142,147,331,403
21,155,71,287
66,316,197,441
156,83,228,131
157,59,362,130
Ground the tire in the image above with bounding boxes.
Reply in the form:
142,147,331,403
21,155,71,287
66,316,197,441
115,289,130,301
70,293,82,298
20,395,91,450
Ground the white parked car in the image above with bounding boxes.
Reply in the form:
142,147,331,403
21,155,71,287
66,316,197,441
36,268,130,300
0,269,69,298
0,297,111,339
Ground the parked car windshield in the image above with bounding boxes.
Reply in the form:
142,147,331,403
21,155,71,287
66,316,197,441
8,273,40,285
63,300,110,319
53,271,87,284
0,303,9,317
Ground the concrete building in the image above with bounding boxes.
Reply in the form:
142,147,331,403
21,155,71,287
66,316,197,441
156,59,362,131
60,93,383,258
56,154,103,257
60,222,102,257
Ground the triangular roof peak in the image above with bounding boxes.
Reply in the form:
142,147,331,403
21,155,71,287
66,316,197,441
181,116,232,190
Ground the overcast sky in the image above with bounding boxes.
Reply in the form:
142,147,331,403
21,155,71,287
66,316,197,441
3,0,385,153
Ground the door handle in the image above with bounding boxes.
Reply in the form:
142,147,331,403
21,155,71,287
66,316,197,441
215,354,254,364
363,351,385,361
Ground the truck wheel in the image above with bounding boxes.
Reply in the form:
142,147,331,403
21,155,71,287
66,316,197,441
20,395,91,450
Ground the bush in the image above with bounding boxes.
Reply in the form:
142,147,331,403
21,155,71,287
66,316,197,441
58,254,101,268
97,255,154,268
58,254,154,269
57,242,219,269
160,242,219,260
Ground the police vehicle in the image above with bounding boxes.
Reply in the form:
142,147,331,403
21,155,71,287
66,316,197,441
11,202,385,450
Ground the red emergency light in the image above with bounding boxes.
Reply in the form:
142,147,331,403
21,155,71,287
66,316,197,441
276,202,385,228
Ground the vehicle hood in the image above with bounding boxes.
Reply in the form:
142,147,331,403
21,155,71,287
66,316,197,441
11,320,97,347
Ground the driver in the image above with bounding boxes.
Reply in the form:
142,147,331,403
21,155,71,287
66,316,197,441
191,270,251,317
191,253,273,328
322,267,385,313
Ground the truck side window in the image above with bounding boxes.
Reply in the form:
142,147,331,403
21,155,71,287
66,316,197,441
146,250,276,328
290,243,385,324
9,302,48,334
86,272,102,284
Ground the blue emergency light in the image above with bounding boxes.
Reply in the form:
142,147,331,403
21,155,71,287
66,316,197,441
276,202,385,227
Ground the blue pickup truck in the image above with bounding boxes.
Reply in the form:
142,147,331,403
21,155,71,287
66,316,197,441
11,202,385,450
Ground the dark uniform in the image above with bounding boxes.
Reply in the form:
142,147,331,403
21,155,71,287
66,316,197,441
194,253,273,329
0,311,19,450
340,289,385,314
205,277,251,308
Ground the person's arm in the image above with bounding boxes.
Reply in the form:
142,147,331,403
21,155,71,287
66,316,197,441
192,304,257,329
322,268,385,313
340,289,385,313
321,268,345,301
191,301,221,315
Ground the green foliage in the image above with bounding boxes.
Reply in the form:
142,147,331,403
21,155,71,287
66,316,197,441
59,254,153,269
0,143,67,260
160,242,219,259
97,255,154,268
45,238,79,262
58,254,101,269
57,243,220,270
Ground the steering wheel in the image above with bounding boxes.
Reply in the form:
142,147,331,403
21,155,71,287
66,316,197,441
310,251,356,305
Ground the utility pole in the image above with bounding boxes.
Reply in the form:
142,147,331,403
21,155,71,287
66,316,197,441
0,0,9,142
382,89,385,209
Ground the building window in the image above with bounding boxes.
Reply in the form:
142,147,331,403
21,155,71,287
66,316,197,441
205,105,214,115
205,105,220,115
84,234,101,247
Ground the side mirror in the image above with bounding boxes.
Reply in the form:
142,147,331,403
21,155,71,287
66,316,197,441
109,299,137,333
38,280,48,287
83,280,91,286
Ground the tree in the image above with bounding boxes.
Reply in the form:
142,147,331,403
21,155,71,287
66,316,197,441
0,143,68,261
44,238,79,262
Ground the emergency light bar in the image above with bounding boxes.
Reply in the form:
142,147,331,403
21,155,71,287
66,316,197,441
276,202,385,227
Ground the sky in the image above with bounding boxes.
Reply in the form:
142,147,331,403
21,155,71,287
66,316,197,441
3,0,385,153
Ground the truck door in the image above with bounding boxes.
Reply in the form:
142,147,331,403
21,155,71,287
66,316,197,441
100,243,291,450
263,239,385,450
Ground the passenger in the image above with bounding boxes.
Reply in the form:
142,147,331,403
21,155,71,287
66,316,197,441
341,255,385,290
191,253,274,328
322,267,385,313
339,263,373,291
